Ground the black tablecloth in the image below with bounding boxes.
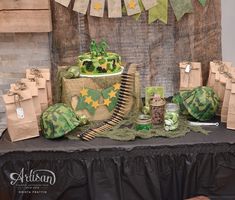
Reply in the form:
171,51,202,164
1,124,235,200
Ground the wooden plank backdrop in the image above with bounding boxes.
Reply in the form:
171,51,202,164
0,0,52,33
51,0,221,97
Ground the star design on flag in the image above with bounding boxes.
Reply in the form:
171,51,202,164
113,83,121,91
85,96,92,104
92,100,99,109
93,2,102,10
80,88,88,97
104,98,111,106
128,0,136,9
108,90,116,98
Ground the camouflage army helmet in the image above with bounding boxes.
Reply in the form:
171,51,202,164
183,86,220,121
172,90,191,115
41,103,80,139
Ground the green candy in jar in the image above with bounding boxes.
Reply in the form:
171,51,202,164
164,103,179,131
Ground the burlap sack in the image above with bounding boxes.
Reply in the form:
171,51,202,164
62,76,122,121
227,81,235,130
179,62,202,90
62,64,139,121
3,89,39,142
221,67,235,122
26,68,52,105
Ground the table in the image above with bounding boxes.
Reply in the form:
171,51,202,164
1,124,235,200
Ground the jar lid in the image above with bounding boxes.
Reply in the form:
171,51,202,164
165,103,179,112
150,95,166,107
136,115,152,124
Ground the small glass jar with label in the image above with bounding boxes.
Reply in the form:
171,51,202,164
136,115,152,131
164,103,179,131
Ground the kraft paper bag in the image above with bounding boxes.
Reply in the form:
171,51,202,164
26,68,53,105
179,62,202,90
3,89,39,142
227,82,235,130
208,61,232,93
20,79,42,123
25,77,48,112
221,67,235,122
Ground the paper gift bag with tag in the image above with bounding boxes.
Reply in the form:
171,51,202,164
208,61,232,92
25,77,48,112
3,88,39,142
26,68,52,104
15,80,42,123
221,67,235,122
227,81,235,130
179,62,202,90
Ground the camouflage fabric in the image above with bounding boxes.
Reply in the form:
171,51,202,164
172,90,191,115
41,103,80,139
78,52,122,74
183,86,219,121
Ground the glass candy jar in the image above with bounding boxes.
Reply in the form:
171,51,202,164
135,115,152,131
164,103,179,131
150,95,166,125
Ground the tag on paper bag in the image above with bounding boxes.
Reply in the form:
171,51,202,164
3,89,39,142
227,82,235,130
179,62,202,90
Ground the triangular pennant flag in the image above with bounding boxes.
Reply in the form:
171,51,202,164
73,0,90,14
141,0,158,10
169,0,193,21
55,0,71,7
124,0,141,16
108,0,122,18
148,0,168,24
133,0,145,21
90,0,105,17
198,0,207,7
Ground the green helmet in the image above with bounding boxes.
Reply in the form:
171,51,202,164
183,86,220,121
41,103,80,139
172,90,191,115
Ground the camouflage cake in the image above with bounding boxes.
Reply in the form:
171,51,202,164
77,40,122,75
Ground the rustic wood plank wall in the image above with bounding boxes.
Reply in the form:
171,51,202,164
51,0,221,97
0,0,52,33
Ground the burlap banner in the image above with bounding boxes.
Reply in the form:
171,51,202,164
55,0,207,24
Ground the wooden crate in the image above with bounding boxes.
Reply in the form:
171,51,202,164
0,0,52,33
